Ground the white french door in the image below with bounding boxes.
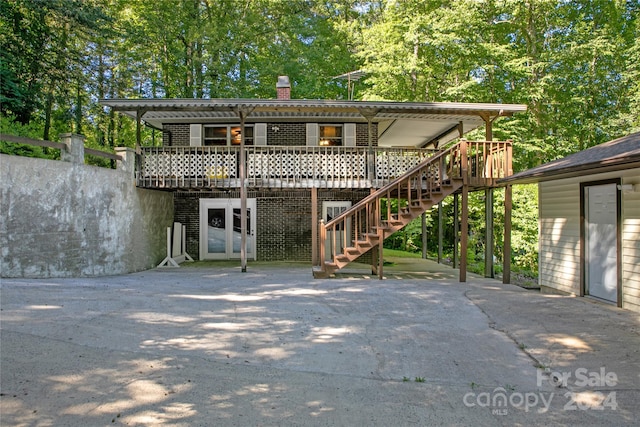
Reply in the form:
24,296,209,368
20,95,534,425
322,201,352,260
199,198,256,260
584,183,618,303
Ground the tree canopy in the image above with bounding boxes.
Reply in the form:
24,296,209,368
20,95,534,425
1,0,638,277
2,0,638,162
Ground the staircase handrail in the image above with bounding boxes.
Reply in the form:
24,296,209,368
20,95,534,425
323,141,463,230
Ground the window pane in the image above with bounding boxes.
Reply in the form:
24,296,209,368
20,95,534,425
319,125,342,146
230,126,254,145
204,126,227,146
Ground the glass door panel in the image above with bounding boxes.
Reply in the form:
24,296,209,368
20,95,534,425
200,199,256,260
232,208,253,255
207,208,227,254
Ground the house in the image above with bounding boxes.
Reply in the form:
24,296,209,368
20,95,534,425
500,132,640,312
100,77,527,279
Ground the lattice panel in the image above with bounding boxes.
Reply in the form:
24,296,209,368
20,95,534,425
376,152,432,179
143,153,173,176
248,153,366,178
143,152,237,178
201,153,237,178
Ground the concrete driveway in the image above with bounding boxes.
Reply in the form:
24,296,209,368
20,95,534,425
1,259,639,426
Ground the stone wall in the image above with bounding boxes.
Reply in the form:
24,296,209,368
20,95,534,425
0,152,174,278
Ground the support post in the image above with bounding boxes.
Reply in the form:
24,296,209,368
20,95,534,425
311,188,318,265
236,107,254,273
437,202,443,263
377,228,384,280
459,140,469,282
485,189,494,278
421,212,427,259
453,193,459,269
136,109,143,148
503,185,513,284
319,219,326,271
483,113,495,279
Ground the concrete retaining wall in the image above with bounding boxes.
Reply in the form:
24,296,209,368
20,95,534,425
0,153,174,277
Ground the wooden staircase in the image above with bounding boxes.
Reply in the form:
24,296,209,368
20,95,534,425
313,142,467,278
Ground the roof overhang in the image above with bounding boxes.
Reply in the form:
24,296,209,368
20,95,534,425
99,98,527,148
499,158,640,185
499,132,640,185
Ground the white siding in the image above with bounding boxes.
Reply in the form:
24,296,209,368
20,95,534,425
539,180,581,295
538,168,640,313
622,173,640,312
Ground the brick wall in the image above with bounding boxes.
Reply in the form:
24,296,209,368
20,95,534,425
356,123,378,146
161,122,379,147
173,189,372,263
266,123,306,146
163,124,190,146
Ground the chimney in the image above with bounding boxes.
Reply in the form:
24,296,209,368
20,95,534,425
276,75,291,100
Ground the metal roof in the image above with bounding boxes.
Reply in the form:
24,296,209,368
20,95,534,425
99,98,527,148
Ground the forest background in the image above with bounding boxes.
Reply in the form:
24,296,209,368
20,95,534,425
2,0,639,279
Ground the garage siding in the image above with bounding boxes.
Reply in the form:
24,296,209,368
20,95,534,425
622,174,640,312
539,180,581,295
538,168,640,313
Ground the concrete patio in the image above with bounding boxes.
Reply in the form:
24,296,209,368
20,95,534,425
1,258,638,426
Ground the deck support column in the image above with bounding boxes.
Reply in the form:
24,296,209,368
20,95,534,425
503,185,513,284
503,142,514,284
311,188,318,266
485,189,495,278
135,109,143,148
239,110,247,272
482,113,495,279
459,140,469,282
421,212,427,259
236,106,254,273
377,227,384,280
437,202,443,263
453,193,459,269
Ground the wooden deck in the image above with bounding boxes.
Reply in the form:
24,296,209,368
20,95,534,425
135,141,510,190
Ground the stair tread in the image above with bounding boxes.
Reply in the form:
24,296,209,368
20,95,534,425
317,163,465,275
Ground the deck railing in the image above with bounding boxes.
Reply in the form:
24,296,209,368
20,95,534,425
135,141,511,189
137,146,437,189
317,139,513,274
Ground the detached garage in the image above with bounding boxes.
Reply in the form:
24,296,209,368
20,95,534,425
501,132,640,312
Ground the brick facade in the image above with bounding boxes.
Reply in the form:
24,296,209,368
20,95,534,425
174,189,372,262
266,123,307,146
162,122,378,147
167,120,379,263
163,124,190,146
